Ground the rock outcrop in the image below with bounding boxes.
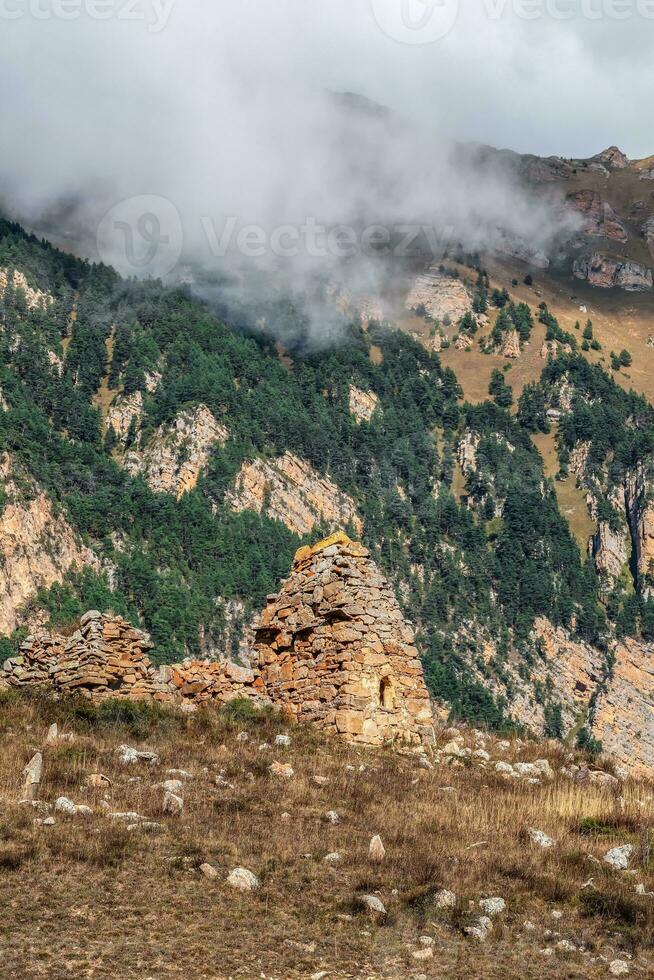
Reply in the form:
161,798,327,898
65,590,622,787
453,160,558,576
0,268,53,311
625,464,654,594
0,455,99,635
254,532,434,745
593,638,654,778
125,405,229,499
107,391,144,445
566,191,628,243
406,268,472,323
348,386,379,424
227,451,363,537
573,253,653,291
590,521,629,592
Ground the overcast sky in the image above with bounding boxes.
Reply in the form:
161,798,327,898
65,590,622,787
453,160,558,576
0,0,650,273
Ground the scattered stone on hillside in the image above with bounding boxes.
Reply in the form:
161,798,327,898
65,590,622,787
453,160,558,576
125,404,229,499
369,835,386,863
479,897,505,917
464,916,493,941
46,723,58,744
604,844,633,870
162,791,184,815
412,948,433,961
313,774,329,786
227,451,363,537
166,769,193,781
442,740,465,757
108,811,148,823
406,267,472,324
23,751,42,801
227,867,260,892
358,894,387,920
118,744,159,765
255,532,434,746
269,761,294,779
573,253,653,291
324,852,342,864
200,863,219,880
349,386,379,424
274,734,291,748
86,773,112,788
54,797,92,816
527,828,555,849
434,889,456,909
609,961,630,976
160,779,184,794
325,810,341,825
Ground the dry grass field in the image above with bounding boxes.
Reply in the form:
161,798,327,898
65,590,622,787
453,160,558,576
0,691,653,979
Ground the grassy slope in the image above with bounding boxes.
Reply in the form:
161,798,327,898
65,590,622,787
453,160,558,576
0,693,653,979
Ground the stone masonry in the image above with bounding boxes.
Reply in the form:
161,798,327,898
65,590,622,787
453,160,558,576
0,535,434,748
254,532,434,745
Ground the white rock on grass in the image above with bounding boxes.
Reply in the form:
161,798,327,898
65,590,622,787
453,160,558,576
160,779,184,794
269,761,294,779
162,791,184,815
117,745,159,765
495,761,515,775
604,845,634,870
358,894,386,919
434,889,456,909
166,769,193,781
412,948,433,961
465,916,493,940
227,867,260,892
324,810,341,825
274,734,291,747
54,797,92,816
324,852,342,864
527,827,556,849
609,961,630,976
479,897,506,917
109,811,147,822
369,835,385,863
200,863,219,880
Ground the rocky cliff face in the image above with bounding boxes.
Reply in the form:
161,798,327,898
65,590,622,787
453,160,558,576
406,268,472,323
573,253,653,291
348,386,379,423
625,464,654,594
227,451,363,537
593,637,654,778
566,190,628,242
125,405,228,499
0,455,99,635
106,391,144,445
590,520,629,592
0,268,53,310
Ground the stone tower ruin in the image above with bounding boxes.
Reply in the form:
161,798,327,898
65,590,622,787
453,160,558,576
254,532,434,745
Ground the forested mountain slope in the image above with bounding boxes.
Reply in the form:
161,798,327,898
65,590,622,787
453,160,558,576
2,214,654,769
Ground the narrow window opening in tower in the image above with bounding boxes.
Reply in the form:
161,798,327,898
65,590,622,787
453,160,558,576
379,676,394,710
